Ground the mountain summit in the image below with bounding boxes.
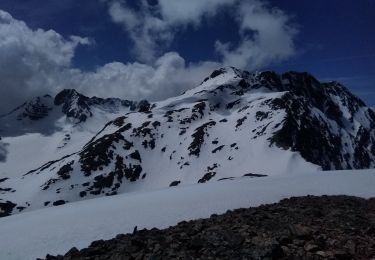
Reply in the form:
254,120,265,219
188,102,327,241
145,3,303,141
1,67,374,216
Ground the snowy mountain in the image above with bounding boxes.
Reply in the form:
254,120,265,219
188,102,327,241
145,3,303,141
0,89,149,135
1,67,374,216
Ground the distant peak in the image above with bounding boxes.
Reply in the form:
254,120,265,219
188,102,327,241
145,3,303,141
210,67,244,77
209,68,228,78
54,89,84,106
201,67,246,84
57,89,79,96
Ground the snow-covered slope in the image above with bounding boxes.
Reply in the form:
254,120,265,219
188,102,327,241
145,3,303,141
0,90,148,215
0,169,374,260
0,90,148,175
1,67,375,216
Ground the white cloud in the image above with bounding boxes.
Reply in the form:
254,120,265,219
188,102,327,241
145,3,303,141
0,0,299,113
107,1,173,62
0,8,218,113
73,52,220,101
0,10,89,113
106,0,297,69
215,0,298,69
157,0,235,25
0,8,219,113
106,0,236,62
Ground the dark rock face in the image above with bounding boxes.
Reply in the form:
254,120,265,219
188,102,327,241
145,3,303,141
0,200,16,217
198,171,216,183
56,161,74,180
54,89,92,122
169,180,181,187
267,72,375,170
44,196,375,260
188,121,216,157
54,89,140,122
243,173,268,178
200,69,375,171
79,132,132,176
77,131,143,195
14,96,53,121
212,145,225,153
25,117,145,199
209,68,227,79
137,100,151,113
52,200,66,206
269,93,345,170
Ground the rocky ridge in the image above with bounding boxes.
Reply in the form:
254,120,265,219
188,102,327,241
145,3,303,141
0,89,148,124
43,195,375,260
1,67,375,216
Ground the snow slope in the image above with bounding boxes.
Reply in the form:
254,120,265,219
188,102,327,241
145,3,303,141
1,67,375,217
0,169,374,260
0,90,143,177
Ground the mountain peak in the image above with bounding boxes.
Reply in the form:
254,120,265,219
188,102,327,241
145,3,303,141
1,68,375,217
54,89,86,106
53,89,91,122
18,95,54,121
201,67,244,83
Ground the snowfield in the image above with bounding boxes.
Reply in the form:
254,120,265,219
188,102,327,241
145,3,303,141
2,68,375,216
1,68,375,259
0,169,374,260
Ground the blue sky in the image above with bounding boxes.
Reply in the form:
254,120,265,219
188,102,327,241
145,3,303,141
0,0,374,111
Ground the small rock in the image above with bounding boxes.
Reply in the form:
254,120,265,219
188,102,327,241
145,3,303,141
281,245,290,255
304,243,319,252
345,240,356,255
288,224,312,238
315,251,327,257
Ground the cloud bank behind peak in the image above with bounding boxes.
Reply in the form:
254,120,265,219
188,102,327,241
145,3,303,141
0,0,298,113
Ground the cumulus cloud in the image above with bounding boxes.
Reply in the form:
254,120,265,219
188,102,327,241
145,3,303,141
107,0,235,62
0,0,298,113
106,0,297,67
157,0,235,26
215,0,298,69
0,10,89,113
73,52,219,101
108,1,172,62
0,8,218,113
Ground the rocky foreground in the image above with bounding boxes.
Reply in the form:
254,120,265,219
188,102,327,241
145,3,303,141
43,195,375,260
